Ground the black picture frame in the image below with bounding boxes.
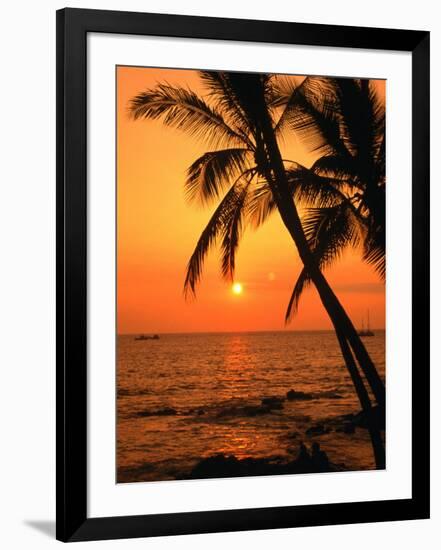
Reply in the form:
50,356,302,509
56,7,430,542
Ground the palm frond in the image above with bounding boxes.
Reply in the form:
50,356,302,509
220,173,254,281
363,214,386,280
310,154,355,180
184,171,254,297
185,148,251,205
270,76,302,108
129,83,244,148
275,77,351,159
330,79,385,184
261,74,284,113
285,202,364,322
303,204,361,265
375,134,385,180
371,84,385,167
286,164,350,209
246,180,276,228
324,79,364,155
273,77,306,132
285,267,311,324
198,71,256,148
223,72,271,131
363,242,385,280
247,163,352,229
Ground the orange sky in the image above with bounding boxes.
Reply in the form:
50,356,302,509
117,66,385,334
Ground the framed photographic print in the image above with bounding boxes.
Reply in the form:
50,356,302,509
56,8,430,542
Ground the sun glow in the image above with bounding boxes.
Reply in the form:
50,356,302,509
232,282,243,295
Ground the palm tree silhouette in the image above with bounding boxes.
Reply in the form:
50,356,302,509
269,77,385,321
129,71,385,468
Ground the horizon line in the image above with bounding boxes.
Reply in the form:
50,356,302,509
118,328,386,336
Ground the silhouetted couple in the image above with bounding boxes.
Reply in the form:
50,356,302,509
297,442,330,472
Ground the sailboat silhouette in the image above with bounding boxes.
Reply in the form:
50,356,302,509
358,310,374,337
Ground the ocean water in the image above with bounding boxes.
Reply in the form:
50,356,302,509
117,331,385,482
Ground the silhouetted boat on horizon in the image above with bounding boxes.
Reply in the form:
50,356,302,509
358,310,374,337
134,334,160,341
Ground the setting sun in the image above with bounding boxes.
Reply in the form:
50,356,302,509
232,282,243,295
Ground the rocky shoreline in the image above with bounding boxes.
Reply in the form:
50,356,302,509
125,387,347,420
117,387,385,483
188,441,335,479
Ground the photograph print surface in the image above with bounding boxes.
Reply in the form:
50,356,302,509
116,67,386,483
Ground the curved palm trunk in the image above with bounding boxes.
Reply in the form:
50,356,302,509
252,85,385,467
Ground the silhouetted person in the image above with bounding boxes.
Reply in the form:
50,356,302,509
311,442,329,471
296,442,312,468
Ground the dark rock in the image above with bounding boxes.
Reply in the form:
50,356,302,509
157,407,177,416
117,462,156,483
189,444,335,479
244,405,272,416
217,405,271,418
269,402,284,410
188,408,205,416
336,422,356,434
190,454,242,478
286,389,314,401
305,423,330,436
330,406,385,433
343,423,356,434
136,407,177,417
318,390,343,399
261,396,285,409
